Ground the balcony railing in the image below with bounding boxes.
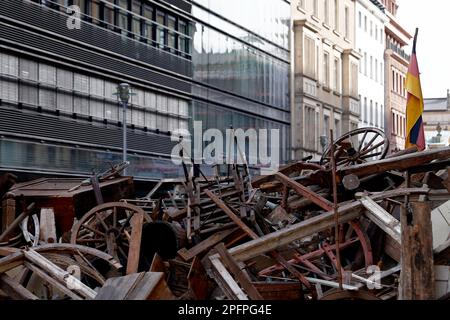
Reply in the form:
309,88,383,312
388,41,410,61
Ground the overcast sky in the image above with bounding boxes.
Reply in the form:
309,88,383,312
397,0,450,98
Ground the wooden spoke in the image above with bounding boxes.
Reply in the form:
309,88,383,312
82,224,106,238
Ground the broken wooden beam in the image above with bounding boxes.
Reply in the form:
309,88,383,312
358,194,401,244
340,147,450,178
274,173,333,211
228,188,428,262
215,243,263,300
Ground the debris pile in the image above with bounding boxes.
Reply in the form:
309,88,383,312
0,128,449,300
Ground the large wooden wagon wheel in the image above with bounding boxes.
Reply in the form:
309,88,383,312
320,127,389,167
70,202,145,270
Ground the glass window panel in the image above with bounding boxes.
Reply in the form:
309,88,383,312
104,81,116,100
157,95,168,113
144,111,156,129
39,88,56,110
57,92,73,112
103,0,114,28
57,69,73,90
19,83,38,105
90,99,104,118
20,59,38,81
157,114,168,131
145,91,156,110
156,11,166,48
105,102,118,120
179,100,188,117
0,80,18,101
39,63,56,85
132,108,145,127
74,96,89,115
168,97,178,115
168,16,176,50
132,88,144,106
89,77,104,97
74,73,89,93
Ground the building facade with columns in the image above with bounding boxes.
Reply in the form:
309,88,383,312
355,0,387,132
382,0,412,153
291,0,361,161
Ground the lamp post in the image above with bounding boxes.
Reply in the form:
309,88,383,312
115,83,131,176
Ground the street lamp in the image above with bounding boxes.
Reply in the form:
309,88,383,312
114,83,132,176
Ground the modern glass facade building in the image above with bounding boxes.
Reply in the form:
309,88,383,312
0,0,290,182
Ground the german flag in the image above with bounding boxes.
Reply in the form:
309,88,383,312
405,28,425,151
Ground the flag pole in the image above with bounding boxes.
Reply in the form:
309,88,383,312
412,28,419,54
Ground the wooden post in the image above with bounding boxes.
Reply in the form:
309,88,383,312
1,198,15,233
399,200,435,300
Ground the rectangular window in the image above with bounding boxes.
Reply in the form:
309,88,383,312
375,58,378,82
324,0,330,25
364,98,368,122
142,5,153,43
39,63,56,85
364,16,367,32
323,114,330,138
168,15,177,51
118,0,129,34
344,6,349,38
364,52,367,76
375,102,378,127
132,1,141,38
304,36,316,78
334,0,339,31
358,11,362,28
370,20,373,37
333,58,339,91
103,0,115,28
57,69,73,90
323,52,329,87
313,0,319,16
156,11,166,48
370,100,373,125
305,106,316,150
178,20,189,55
335,118,341,138
20,58,38,81
370,56,373,79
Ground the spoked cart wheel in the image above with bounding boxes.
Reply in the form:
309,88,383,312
320,127,389,167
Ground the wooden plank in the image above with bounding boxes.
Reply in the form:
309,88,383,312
39,208,57,243
24,262,83,300
1,198,15,233
359,195,401,244
274,173,333,211
340,146,450,178
24,249,97,299
228,188,428,262
209,256,248,300
126,209,144,275
177,228,237,261
0,274,38,300
215,243,263,300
